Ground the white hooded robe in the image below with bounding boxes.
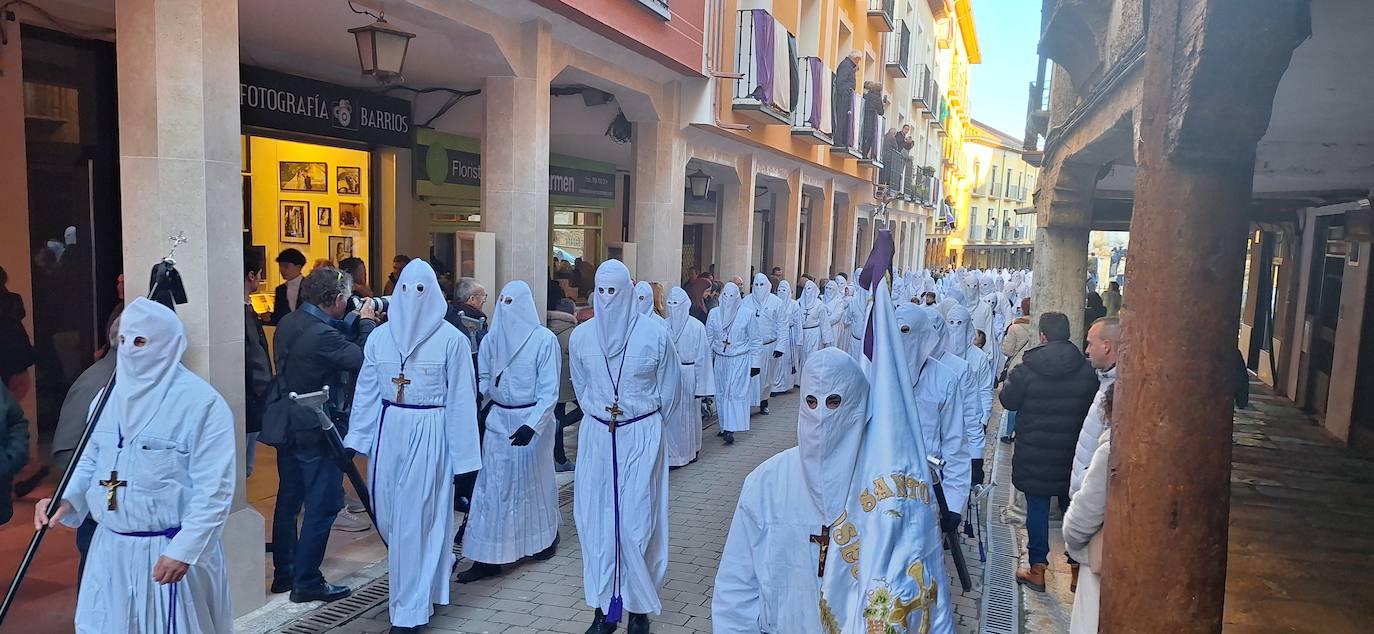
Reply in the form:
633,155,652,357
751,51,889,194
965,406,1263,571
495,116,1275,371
896,304,972,514
708,283,759,433
61,298,236,634
570,260,680,616
465,280,561,564
665,287,711,466
345,260,483,628
773,280,803,392
712,349,868,634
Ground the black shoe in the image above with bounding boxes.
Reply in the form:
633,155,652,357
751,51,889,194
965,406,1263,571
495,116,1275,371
13,467,49,498
533,534,559,561
627,613,650,634
716,430,725,437
770,391,783,398
389,627,421,633
289,582,351,603
723,431,735,445
669,464,685,471
760,401,770,415
999,435,1014,444
455,561,502,583
269,578,293,594
584,608,617,634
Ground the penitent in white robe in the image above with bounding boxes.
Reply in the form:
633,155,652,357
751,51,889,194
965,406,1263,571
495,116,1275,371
465,328,561,563
797,303,832,374
773,297,802,393
708,305,760,433
62,368,236,634
569,316,680,615
939,352,988,462
917,358,973,514
747,294,786,404
712,449,826,634
345,323,482,628
666,317,712,467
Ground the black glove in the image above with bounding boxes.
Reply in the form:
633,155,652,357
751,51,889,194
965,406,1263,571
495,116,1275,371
772,350,784,359
750,368,761,377
509,425,536,447
971,459,985,487
941,511,962,534
341,448,358,462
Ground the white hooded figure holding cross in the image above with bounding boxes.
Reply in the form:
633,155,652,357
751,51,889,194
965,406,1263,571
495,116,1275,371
569,259,681,634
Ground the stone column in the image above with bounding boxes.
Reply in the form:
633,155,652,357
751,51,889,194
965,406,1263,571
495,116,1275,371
717,155,756,282
770,169,803,280
1099,0,1309,631
482,22,551,315
833,194,858,275
629,117,686,286
805,179,836,279
1030,157,1097,346
114,0,264,616
0,26,37,430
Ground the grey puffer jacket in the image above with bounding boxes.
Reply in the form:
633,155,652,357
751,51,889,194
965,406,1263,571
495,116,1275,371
547,310,577,404
1069,366,1116,499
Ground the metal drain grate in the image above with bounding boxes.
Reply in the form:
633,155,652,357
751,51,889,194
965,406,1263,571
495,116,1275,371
282,479,576,632
979,413,1021,634
279,576,390,633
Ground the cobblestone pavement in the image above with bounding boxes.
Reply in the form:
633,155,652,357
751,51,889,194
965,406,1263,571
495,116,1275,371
280,388,990,633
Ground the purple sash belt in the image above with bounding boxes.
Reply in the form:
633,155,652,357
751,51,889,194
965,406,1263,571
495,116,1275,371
113,526,183,633
589,409,659,428
489,400,537,410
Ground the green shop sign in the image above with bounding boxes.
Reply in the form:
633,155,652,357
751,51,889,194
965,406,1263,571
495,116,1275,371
415,128,616,208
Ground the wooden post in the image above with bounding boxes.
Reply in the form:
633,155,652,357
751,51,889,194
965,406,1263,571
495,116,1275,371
1100,0,1309,631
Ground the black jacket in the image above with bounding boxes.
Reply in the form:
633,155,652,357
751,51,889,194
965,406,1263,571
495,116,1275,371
999,340,1100,496
269,282,292,325
271,305,374,452
245,305,273,434
0,385,30,526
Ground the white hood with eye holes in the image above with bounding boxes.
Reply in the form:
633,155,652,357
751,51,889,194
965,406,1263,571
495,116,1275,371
796,348,869,522
387,259,448,359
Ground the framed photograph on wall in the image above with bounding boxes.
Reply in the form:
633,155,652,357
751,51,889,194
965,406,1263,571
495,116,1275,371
328,235,354,264
317,206,332,226
280,200,311,244
339,202,363,230
279,161,327,192
336,166,362,195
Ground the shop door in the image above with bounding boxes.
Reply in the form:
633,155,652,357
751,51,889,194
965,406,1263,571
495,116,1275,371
1247,232,1281,377
22,28,122,434
1351,266,1374,454
1304,218,1346,415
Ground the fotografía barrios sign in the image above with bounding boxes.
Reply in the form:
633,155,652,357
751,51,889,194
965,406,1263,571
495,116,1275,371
240,66,413,147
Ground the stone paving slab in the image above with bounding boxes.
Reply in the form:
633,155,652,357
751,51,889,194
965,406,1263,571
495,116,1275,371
276,389,989,633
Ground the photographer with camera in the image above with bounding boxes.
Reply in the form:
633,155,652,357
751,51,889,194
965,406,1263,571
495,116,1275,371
265,267,378,604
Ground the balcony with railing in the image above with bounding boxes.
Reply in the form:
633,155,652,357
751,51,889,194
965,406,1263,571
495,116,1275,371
885,20,911,78
868,0,895,32
828,89,862,158
858,113,885,169
1001,221,1013,241
732,9,794,126
791,57,833,145
911,64,934,111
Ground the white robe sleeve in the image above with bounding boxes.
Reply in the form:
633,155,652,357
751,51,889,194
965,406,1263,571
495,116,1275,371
445,335,482,475
712,486,764,633
526,336,561,436
344,337,383,455
937,376,972,515
477,341,493,397
59,397,104,528
693,322,715,396
772,303,788,355
164,397,236,566
819,305,835,347
657,333,682,424
958,366,985,457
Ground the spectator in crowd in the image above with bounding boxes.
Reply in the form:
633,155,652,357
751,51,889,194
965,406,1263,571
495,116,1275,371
383,254,411,295
998,300,1036,443
268,267,378,603
548,268,567,312
271,248,308,325
1065,317,1120,592
448,277,489,349
1084,292,1107,342
685,270,713,323
1101,281,1122,318
999,312,1100,593
244,249,272,478
339,257,372,305
0,265,34,401
547,298,580,472
1063,384,1115,634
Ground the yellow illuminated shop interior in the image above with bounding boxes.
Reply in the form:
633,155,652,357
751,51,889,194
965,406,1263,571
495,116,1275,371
242,136,371,314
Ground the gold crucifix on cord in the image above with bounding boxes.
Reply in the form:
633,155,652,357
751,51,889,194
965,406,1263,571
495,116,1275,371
391,373,411,403
605,403,624,431
100,470,127,511
810,525,831,578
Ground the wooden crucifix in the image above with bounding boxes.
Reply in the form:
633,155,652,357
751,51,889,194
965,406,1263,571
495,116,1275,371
99,470,127,511
810,525,831,578
605,403,624,431
391,373,411,403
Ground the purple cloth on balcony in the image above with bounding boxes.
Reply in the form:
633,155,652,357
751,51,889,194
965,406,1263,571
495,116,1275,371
807,57,823,129
751,10,774,104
